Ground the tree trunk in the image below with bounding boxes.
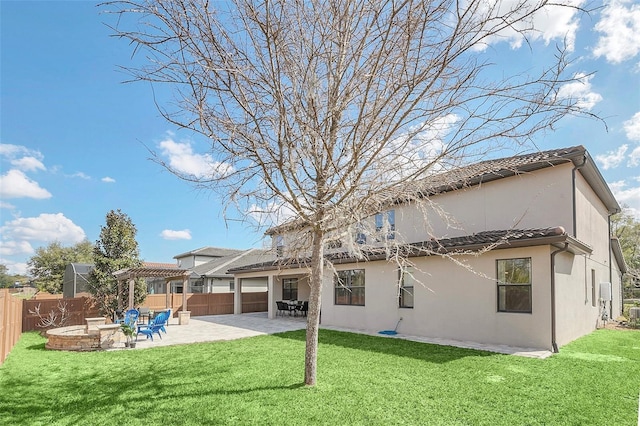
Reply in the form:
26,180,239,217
304,229,324,386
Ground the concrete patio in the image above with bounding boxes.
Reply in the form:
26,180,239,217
119,312,552,359
125,312,554,359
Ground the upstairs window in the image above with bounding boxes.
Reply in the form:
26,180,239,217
497,258,532,313
274,235,284,257
335,269,365,306
375,210,396,240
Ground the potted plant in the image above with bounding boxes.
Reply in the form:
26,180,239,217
120,323,137,348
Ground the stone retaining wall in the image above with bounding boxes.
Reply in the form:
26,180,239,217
45,319,124,351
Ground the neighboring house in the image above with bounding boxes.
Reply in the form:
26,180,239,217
174,246,245,269
229,146,626,352
190,248,276,293
169,246,276,294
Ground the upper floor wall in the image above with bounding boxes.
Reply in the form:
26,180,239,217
395,162,575,243
271,157,617,259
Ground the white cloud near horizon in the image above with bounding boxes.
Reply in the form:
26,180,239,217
160,229,192,240
596,145,628,170
0,169,52,199
557,73,603,111
158,137,234,179
610,179,640,219
0,258,28,276
593,0,640,64
0,239,34,257
102,176,116,183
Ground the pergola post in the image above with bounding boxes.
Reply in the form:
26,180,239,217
117,280,123,311
165,279,171,310
128,278,135,310
178,274,191,325
233,277,242,314
182,275,188,312
267,275,275,319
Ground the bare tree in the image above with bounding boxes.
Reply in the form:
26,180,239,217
103,0,599,386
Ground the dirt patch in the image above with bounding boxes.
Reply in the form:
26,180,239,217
603,320,640,331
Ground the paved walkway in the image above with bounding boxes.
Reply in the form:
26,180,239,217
126,312,553,359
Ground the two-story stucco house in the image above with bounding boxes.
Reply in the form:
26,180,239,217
229,146,626,352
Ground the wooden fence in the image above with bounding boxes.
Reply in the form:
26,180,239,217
1,291,269,361
0,289,23,365
22,296,100,332
142,292,268,316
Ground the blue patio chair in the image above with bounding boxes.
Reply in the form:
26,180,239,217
116,309,139,328
136,309,171,341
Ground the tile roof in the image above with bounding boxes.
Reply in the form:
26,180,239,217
267,145,621,236
228,227,592,273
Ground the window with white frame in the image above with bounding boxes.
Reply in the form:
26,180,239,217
497,258,532,313
282,278,298,300
399,266,415,308
335,269,365,306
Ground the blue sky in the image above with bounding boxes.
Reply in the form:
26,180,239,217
1,0,639,275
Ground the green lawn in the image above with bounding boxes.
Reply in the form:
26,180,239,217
1,329,638,425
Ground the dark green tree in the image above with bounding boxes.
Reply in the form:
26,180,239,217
26,240,94,293
0,265,15,288
612,209,640,288
88,209,146,317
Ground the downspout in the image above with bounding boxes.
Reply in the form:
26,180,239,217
608,214,614,319
571,155,587,237
550,243,570,353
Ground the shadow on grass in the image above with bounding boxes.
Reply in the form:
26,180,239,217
25,343,46,351
272,328,494,364
0,341,307,425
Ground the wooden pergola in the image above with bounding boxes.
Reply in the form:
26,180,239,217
113,266,192,313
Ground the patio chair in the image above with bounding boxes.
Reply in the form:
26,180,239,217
298,301,308,317
116,309,139,328
276,301,289,316
137,310,170,341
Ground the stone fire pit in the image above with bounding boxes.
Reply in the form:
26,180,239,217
45,318,123,351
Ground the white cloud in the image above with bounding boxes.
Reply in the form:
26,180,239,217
629,146,640,167
0,169,52,199
610,179,640,219
0,240,34,256
160,229,192,240
593,0,640,64
557,73,602,110
596,145,628,170
0,213,86,245
68,172,90,180
0,201,15,210
0,258,28,276
11,156,46,172
102,176,116,183
624,112,640,141
247,199,298,227
0,144,44,161
472,0,585,51
158,137,234,179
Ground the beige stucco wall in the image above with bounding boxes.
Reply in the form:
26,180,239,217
394,164,574,243
319,246,554,350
